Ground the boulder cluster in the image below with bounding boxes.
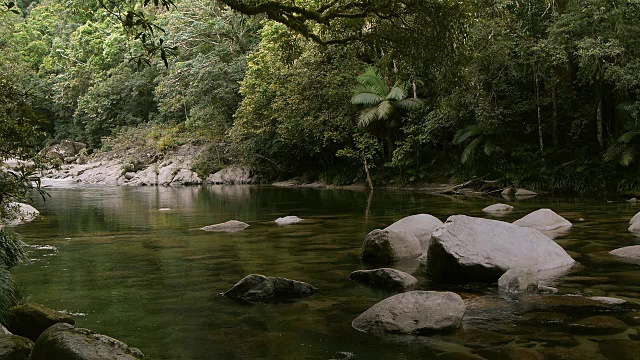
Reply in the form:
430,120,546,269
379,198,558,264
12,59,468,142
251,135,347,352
0,304,144,360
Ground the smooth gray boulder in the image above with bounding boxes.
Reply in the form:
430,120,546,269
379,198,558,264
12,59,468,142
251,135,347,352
610,245,640,264
0,334,32,360
4,304,75,341
427,215,575,282
482,203,514,213
513,209,572,232
200,220,249,233
29,323,144,360
223,274,316,302
2,203,39,226
630,211,640,226
205,166,251,184
515,188,537,197
498,268,539,294
384,214,443,251
361,229,422,263
275,216,303,226
348,268,418,291
352,291,465,335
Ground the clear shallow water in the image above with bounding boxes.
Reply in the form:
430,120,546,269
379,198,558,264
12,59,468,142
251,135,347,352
8,186,640,359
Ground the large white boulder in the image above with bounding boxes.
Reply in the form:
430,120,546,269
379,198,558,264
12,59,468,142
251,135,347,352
352,291,465,335
630,211,640,226
427,215,575,282
513,208,572,231
384,214,442,251
610,245,640,264
206,167,251,184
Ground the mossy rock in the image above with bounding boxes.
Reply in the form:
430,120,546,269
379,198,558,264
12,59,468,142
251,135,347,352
0,334,33,360
4,304,75,341
29,323,144,360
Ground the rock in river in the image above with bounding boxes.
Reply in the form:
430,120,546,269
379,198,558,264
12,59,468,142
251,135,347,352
498,268,539,294
2,202,39,226
384,214,443,251
0,334,33,360
352,291,465,335
200,220,249,233
609,245,640,264
361,229,422,263
29,323,144,360
223,274,316,302
568,316,628,335
348,268,418,291
275,216,303,226
513,208,572,232
427,215,575,282
482,203,514,213
4,303,75,341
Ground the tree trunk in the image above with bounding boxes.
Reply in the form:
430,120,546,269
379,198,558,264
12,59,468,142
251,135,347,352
597,94,604,148
363,156,374,190
552,84,559,149
413,79,417,99
535,71,544,151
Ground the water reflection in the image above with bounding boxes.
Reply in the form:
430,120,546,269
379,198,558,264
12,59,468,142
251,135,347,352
10,186,640,359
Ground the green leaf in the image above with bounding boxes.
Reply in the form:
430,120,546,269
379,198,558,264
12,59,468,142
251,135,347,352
351,92,384,106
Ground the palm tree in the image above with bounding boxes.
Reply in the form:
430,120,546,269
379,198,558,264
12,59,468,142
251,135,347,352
453,125,500,164
350,67,422,190
351,67,422,128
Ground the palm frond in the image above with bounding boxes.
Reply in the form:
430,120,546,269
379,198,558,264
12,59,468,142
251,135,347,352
356,67,389,97
395,98,423,110
484,140,498,156
386,85,407,101
377,101,395,121
453,126,484,145
357,106,380,128
617,131,640,144
604,143,625,163
461,137,482,164
621,144,638,166
351,92,384,106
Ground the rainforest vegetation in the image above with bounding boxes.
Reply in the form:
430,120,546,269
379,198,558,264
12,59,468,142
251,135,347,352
2,0,640,194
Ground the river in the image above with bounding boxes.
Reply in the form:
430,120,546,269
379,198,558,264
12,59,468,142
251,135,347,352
10,185,640,359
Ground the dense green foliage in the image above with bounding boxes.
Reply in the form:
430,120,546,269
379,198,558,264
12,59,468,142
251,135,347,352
2,0,640,193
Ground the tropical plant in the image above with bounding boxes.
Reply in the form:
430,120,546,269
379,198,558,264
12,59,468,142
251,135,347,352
453,125,500,164
351,67,422,128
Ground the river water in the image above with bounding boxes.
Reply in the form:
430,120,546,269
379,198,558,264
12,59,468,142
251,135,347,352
9,185,640,359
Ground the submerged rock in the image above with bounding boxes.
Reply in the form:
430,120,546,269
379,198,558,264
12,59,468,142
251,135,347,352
498,268,539,294
0,334,33,360
275,216,303,226
348,268,418,291
352,291,464,335
200,220,249,233
427,215,575,282
361,229,422,263
513,208,572,232
384,214,443,251
482,203,514,213
29,323,144,360
599,339,640,360
4,304,75,341
223,274,316,302
568,316,628,335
